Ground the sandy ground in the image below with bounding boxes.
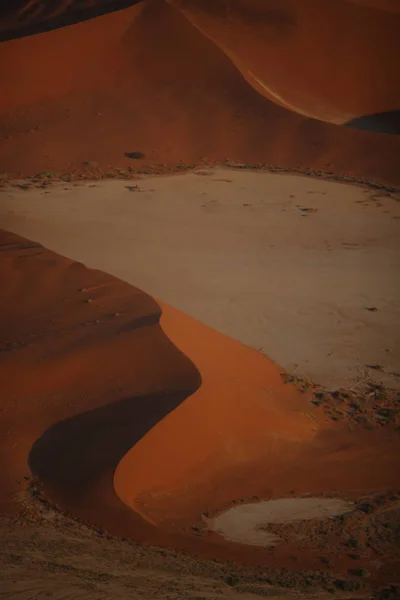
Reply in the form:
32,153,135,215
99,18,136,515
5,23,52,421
1,2,400,598
0,513,369,600
1,168,399,390
1,1,400,185
1,228,400,597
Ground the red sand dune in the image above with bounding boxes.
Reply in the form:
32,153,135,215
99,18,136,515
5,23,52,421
167,0,400,124
0,229,199,542
0,0,399,184
1,0,400,585
116,300,400,528
1,229,400,578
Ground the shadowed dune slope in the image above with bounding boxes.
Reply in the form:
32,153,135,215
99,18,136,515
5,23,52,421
346,110,400,135
0,0,399,184
0,229,200,527
0,0,145,41
1,229,400,573
167,0,400,126
115,300,400,530
1,1,399,132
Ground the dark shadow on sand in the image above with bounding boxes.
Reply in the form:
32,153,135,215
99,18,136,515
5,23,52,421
0,0,145,42
24,263,202,522
27,316,201,528
29,387,199,491
1,228,202,533
345,110,400,135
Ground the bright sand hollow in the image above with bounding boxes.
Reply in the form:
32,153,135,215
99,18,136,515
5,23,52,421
1,0,400,185
206,497,354,547
1,228,400,571
1,169,399,391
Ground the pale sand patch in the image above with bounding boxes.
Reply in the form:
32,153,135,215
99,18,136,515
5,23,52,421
1,168,399,389
206,497,354,547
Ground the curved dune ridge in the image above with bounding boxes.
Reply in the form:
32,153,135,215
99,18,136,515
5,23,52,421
2,169,399,392
1,0,400,588
1,228,400,574
1,1,399,131
115,299,400,531
166,0,400,126
0,229,199,542
0,0,400,184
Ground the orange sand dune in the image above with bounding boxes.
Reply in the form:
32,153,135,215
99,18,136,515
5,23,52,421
0,229,199,519
0,0,399,184
167,0,400,125
116,301,400,530
1,229,400,577
2,0,399,127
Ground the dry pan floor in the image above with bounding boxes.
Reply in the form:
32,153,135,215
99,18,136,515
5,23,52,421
1,167,399,390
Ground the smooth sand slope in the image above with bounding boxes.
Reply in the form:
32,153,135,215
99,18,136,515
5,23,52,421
0,1,399,184
0,229,199,523
2,1,400,130
2,168,399,390
1,2,400,596
1,228,400,584
167,0,400,125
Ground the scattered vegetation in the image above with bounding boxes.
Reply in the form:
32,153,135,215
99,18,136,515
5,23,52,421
34,171,58,179
280,370,400,430
176,162,195,170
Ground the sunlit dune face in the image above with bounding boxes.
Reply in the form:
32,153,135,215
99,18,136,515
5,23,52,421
1,0,399,129
167,0,400,125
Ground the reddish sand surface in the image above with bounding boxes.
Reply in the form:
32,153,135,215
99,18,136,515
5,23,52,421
1,229,400,588
167,0,400,124
117,300,400,524
0,230,198,538
1,1,400,596
0,0,399,184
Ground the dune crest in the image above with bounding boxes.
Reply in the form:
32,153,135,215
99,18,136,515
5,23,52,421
0,229,199,523
167,0,400,125
114,300,400,530
1,1,400,594
0,0,399,185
